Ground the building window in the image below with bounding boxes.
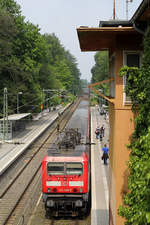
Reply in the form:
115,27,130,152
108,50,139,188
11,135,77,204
123,51,141,105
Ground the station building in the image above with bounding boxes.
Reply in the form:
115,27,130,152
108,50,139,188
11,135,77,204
77,1,149,224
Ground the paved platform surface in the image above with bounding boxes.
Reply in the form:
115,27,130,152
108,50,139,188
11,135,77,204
91,106,109,225
0,105,66,175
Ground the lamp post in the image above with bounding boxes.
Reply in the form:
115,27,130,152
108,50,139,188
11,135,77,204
17,92,23,114
3,88,8,140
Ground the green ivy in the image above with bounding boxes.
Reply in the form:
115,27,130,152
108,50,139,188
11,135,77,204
118,26,150,225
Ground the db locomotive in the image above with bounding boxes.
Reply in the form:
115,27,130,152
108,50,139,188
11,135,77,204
42,100,90,217
42,150,90,217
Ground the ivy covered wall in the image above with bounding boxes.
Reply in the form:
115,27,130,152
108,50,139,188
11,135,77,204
118,26,150,225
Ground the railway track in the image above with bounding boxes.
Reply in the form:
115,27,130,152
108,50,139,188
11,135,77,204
0,99,81,225
27,99,91,225
27,196,90,225
44,218,80,225
25,194,90,225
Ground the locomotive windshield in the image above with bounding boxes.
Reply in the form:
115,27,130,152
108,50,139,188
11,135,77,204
47,162,83,175
47,162,64,175
66,163,83,175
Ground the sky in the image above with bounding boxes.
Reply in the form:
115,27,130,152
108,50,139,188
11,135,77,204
15,0,142,82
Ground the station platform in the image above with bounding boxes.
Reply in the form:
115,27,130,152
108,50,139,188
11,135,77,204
91,106,109,225
0,105,68,175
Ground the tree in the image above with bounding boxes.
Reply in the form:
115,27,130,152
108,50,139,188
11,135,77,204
0,0,82,115
0,0,21,17
43,34,81,94
91,51,109,97
91,51,109,83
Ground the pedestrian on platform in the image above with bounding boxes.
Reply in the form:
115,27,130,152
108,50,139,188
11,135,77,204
95,126,100,139
101,125,105,137
102,144,109,165
99,126,103,141
99,132,103,141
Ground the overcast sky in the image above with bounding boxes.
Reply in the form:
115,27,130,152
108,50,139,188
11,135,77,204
15,0,142,82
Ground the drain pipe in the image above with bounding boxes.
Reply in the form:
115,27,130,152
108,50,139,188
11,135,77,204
133,22,145,35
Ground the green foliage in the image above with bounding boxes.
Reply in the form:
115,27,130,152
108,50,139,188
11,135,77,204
0,0,21,17
67,93,76,102
81,79,88,87
90,95,98,106
118,26,150,224
51,95,61,106
91,51,109,97
0,0,82,115
91,51,109,82
43,34,81,94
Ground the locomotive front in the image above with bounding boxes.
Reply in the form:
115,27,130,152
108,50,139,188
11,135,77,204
42,152,90,217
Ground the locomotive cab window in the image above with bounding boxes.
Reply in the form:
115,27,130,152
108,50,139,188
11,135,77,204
66,163,83,175
47,162,64,175
47,162,83,175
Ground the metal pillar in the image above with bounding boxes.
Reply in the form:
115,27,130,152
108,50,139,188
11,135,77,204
113,0,116,20
17,92,23,114
3,87,8,140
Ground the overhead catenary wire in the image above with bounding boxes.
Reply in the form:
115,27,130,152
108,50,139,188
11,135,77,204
0,89,64,119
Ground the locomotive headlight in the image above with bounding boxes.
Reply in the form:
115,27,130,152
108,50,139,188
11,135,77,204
73,188,77,193
53,188,57,193
79,188,83,193
47,188,51,193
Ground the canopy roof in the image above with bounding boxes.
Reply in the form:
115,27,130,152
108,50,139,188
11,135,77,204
0,113,31,121
77,0,149,52
77,26,139,51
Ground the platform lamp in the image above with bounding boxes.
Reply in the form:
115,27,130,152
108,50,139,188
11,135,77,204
17,91,23,114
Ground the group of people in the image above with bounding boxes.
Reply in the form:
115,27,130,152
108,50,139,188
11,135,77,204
95,125,109,165
95,125,105,141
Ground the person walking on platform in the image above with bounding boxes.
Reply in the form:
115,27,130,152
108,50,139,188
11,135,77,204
102,144,109,165
101,125,105,137
95,126,100,139
99,132,103,141
99,126,103,141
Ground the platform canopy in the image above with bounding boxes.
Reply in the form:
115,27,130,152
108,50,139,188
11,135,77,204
77,26,140,51
0,113,31,121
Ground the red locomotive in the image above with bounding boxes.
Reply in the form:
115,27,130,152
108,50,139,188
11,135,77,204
42,99,91,217
42,150,90,217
